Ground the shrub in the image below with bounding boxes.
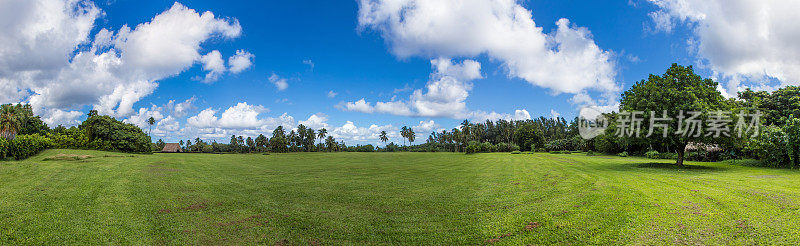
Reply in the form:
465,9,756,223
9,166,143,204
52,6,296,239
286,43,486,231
80,115,151,153
465,142,481,154
8,134,52,160
586,151,594,156
617,151,628,157
645,150,660,159
0,137,8,159
479,142,495,152
745,126,789,168
495,143,520,152
510,151,522,154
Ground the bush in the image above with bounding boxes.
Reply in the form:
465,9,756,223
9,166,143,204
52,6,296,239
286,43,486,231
80,115,151,153
495,143,520,152
465,142,481,154
0,137,8,159
645,150,660,159
745,126,789,168
479,142,495,152
8,134,52,160
510,151,522,154
586,151,594,156
617,151,628,157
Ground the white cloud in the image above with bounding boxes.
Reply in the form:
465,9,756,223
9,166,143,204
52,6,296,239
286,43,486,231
218,102,268,129
327,91,338,98
42,109,84,127
165,97,196,118
199,50,226,83
152,116,181,137
298,113,329,129
358,0,618,96
515,109,531,121
648,0,800,91
468,109,531,122
340,58,480,118
338,98,374,113
187,108,219,129
331,121,398,143
228,49,254,73
123,105,165,129
0,1,246,118
269,73,289,91
414,120,439,133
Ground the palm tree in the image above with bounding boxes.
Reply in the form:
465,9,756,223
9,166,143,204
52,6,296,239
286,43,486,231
317,128,327,146
407,127,415,145
0,105,19,140
147,116,155,138
401,126,409,146
379,130,388,145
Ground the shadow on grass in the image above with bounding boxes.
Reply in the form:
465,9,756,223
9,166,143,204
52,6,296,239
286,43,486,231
634,162,724,171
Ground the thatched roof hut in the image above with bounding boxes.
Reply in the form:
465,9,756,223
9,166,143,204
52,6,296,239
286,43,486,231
685,142,722,152
161,143,183,153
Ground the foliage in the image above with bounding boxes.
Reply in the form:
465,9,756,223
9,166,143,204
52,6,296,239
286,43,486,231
8,134,52,160
80,115,151,153
645,150,660,159
617,151,628,157
618,64,731,165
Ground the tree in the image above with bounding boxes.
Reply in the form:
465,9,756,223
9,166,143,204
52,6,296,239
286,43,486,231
379,130,388,145
407,127,416,145
0,105,19,140
147,116,155,139
619,64,731,166
87,110,98,119
317,128,327,146
401,126,409,146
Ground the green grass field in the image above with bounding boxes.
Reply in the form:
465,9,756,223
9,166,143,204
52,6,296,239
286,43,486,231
2,149,800,245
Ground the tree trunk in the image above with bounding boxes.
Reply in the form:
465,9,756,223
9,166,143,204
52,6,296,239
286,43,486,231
676,145,686,166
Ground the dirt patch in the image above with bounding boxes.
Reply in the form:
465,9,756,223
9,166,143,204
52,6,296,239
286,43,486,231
274,239,290,246
524,222,541,231
43,154,92,161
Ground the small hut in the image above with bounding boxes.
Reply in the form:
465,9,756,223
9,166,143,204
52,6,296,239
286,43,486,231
161,143,183,153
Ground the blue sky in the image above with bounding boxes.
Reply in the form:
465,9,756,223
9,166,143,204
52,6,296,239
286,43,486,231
2,0,797,145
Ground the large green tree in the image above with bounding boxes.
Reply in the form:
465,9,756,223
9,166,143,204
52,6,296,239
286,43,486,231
619,64,731,166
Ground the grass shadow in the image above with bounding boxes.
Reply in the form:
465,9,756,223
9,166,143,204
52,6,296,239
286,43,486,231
634,162,724,171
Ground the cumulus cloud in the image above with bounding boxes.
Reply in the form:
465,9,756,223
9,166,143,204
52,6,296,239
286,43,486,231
414,120,439,133
0,1,248,118
165,97,196,118
187,108,219,129
199,50,226,83
217,102,269,129
357,0,618,97
340,58,525,119
331,121,398,143
269,73,289,91
42,109,84,127
123,105,165,129
228,50,254,73
299,113,329,129
648,0,800,92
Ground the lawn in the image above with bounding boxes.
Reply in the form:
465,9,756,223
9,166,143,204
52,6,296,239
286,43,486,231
2,149,800,245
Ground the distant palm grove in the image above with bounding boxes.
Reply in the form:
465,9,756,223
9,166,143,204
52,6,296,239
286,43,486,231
4,64,800,169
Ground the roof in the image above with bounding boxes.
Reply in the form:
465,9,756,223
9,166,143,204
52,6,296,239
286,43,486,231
162,143,182,153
